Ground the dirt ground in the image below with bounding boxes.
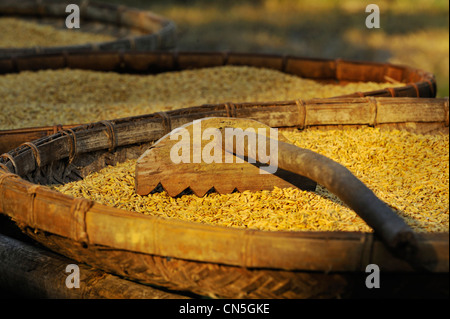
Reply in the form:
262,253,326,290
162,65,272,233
110,0,449,97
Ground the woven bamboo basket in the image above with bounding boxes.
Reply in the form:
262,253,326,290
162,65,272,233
0,50,438,154
0,0,176,57
0,97,448,299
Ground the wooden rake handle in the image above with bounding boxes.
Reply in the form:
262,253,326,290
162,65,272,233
222,129,418,262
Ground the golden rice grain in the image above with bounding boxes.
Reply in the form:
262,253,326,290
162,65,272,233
0,66,404,130
53,127,449,233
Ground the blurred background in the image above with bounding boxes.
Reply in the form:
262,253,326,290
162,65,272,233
108,0,449,97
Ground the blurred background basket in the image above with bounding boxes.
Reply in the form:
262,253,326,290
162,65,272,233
0,0,176,57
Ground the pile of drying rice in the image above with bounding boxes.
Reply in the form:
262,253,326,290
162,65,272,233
0,17,115,48
54,127,449,233
0,66,404,130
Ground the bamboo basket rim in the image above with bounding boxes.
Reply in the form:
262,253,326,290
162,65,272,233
0,97,448,275
0,50,437,94
0,0,176,56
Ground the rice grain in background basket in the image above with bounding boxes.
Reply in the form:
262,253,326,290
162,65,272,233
0,50,437,154
0,65,405,130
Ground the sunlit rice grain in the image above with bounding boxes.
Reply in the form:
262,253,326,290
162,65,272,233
53,127,449,233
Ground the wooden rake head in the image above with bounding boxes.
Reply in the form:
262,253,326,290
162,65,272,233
135,117,316,197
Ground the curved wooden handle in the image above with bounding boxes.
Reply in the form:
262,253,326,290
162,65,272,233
222,129,418,262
